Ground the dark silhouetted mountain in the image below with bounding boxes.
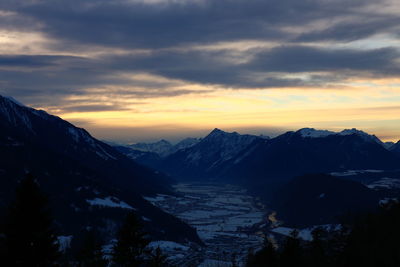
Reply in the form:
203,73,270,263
121,137,201,159
154,128,265,180
0,95,201,245
390,140,400,157
128,140,173,157
169,137,201,154
383,141,395,150
272,174,380,227
222,128,399,184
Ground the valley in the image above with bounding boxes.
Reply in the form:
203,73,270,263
144,183,268,266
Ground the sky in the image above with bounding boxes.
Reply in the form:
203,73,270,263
0,0,400,143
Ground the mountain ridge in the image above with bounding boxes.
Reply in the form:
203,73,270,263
0,95,201,245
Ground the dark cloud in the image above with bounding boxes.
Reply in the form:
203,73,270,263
0,0,399,110
296,17,400,42
1,0,377,49
0,55,85,67
1,44,399,104
98,46,400,87
248,46,400,73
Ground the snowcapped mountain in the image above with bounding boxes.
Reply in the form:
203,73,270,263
222,128,399,184
125,137,201,158
297,128,336,138
0,95,200,245
132,127,399,185
151,128,265,180
128,139,173,157
297,127,384,146
169,137,201,154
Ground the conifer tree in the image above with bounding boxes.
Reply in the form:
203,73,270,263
4,173,59,266
280,230,304,267
112,212,149,266
148,247,168,267
307,227,328,267
247,236,278,267
76,229,108,267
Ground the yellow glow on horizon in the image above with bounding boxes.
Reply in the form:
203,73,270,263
45,78,400,142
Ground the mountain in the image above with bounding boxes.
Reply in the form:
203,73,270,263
128,140,173,157
390,141,400,156
123,137,201,158
222,128,399,183
169,137,201,154
154,128,265,180
384,141,395,150
0,95,201,245
272,174,380,227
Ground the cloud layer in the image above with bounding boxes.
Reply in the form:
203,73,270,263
0,0,399,141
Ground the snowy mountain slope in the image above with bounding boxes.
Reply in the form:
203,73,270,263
154,128,265,180
0,95,201,245
128,139,173,157
297,127,384,146
222,128,399,183
124,137,201,158
390,141,400,156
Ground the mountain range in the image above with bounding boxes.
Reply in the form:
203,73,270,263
117,126,400,227
128,127,399,183
2,93,400,236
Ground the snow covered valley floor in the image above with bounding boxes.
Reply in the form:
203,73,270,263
144,183,268,266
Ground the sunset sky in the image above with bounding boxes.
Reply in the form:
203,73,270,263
0,0,400,143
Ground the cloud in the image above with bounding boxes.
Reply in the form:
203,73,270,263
1,0,384,49
248,46,400,73
0,0,399,115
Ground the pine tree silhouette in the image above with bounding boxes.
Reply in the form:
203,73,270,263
4,173,59,266
247,236,278,267
307,227,329,267
112,212,149,266
280,230,304,267
149,247,168,267
76,229,108,267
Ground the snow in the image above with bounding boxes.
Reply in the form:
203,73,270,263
143,194,168,202
102,239,117,259
271,224,342,241
295,127,383,145
5,96,25,107
86,196,136,210
330,169,384,176
129,139,173,156
144,183,266,265
338,128,382,144
199,259,232,267
142,216,152,222
379,198,398,206
57,235,73,252
147,241,190,251
298,128,335,138
367,178,400,190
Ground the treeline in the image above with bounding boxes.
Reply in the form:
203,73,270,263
247,202,400,267
0,174,170,266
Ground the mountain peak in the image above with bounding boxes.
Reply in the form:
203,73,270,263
206,128,229,138
339,128,383,144
210,128,224,134
3,95,25,107
297,128,335,138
